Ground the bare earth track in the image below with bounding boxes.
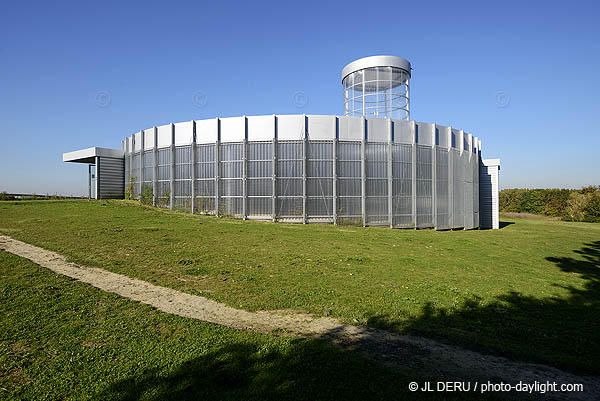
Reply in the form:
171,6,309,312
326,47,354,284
1,234,598,400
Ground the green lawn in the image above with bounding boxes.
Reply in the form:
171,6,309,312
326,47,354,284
1,200,598,374
2,250,492,400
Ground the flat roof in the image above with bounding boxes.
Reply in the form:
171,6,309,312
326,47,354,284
342,55,412,82
63,147,124,164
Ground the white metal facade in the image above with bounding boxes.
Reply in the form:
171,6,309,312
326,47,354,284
122,115,482,230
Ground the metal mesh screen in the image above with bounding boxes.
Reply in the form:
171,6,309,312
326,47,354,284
195,144,215,213
435,147,449,229
174,146,192,211
247,142,272,217
336,141,361,223
392,144,412,227
157,148,171,207
307,141,333,219
365,143,388,225
276,141,303,218
123,125,481,230
219,143,243,216
452,149,464,228
416,145,432,227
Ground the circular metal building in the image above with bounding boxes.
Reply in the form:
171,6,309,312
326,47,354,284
64,55,501,229
342,56,411,120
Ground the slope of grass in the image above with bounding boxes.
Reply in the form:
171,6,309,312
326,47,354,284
0,200,598,373
2,250,490,400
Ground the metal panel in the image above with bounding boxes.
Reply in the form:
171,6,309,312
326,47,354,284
392,143,412,227
307,115,335,140
97,157,124,199
435,147,450,229
247,115,275,142
157,124,172,149
338,116,363,141
220,117,245,143
416,145,433,227
174,121,194,146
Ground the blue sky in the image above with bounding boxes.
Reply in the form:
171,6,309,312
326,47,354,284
1,0,598,196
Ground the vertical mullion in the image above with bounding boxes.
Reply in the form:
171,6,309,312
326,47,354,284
153,127,158,207
388,119,393,228
191,121,196,213
215,118,220,217
302,115,308,224
411,121,417,228
272,116,277,222
361,118,366,227
332,117,338,225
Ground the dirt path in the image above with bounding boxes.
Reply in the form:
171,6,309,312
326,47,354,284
1,234,598,400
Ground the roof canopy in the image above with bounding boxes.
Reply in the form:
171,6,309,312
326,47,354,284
63,147,124,164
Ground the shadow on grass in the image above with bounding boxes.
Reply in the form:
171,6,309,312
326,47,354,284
498,221,515,229
364,240,600,374
96,242,600,400
95,337,481,401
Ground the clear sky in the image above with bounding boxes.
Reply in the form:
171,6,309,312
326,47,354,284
1,0,598,196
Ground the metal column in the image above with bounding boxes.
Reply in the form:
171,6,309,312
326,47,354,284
169,123,175,210
361,118,366,227
242,116,248,220
152,127,158,207
411,121,417,229
332,117,338,226
272,116,277,222
432,126,437,229
215,118,220,217
191,121,197,213
448,127,454,228
302,114,307,224
139,130,144,198
387,119,393,228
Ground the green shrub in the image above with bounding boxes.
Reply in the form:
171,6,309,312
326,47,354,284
502,186,600,222
125,176,136,200
140,184,154,206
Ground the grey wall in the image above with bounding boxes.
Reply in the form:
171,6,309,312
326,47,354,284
479,160,500,229
97,156,124,199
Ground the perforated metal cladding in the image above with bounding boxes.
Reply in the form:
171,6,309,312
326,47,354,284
452,149,464,228
463,154,474,229
416,145,432,227
436,148,449,229
276,141,303,217
337,142,361,218
392,144,412,227
123,117,482,229
143,151,154,183
174,147,192,206
219,143,243,216
365,143,388,225
247,142,272,216
307,141,333,218
194,144,215,213
131,152,141,197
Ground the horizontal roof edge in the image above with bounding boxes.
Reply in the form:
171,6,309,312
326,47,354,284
63,147,124,163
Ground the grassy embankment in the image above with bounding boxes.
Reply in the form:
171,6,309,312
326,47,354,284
1,200,598,374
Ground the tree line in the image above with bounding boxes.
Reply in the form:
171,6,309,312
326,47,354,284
499,186,600,222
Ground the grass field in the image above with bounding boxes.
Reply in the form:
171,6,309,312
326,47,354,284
1,200,598,375
4,249,492,400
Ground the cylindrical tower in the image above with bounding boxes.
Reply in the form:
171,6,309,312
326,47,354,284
342,55,411,120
